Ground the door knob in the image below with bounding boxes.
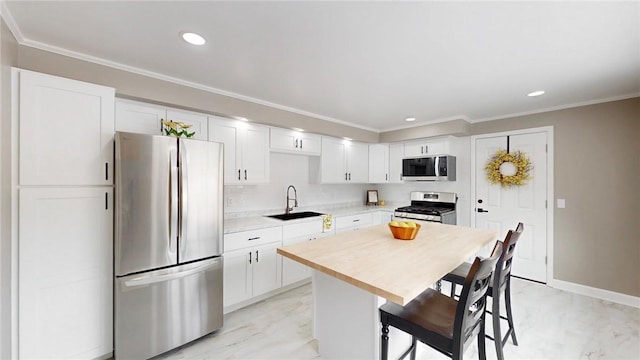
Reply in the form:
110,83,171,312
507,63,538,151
477,208,488,213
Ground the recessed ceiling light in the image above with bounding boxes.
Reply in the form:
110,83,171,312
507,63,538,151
527,90,545,97
181,32,206,46
343,137,352,141
293,128,304,132
405,117,416,122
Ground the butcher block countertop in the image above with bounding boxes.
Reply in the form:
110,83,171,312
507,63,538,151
277,222,498,306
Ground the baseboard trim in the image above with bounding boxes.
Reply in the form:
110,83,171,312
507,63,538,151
548,279,640,308
223,279,311,314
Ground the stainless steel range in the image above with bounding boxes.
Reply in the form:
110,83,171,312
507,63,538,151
394,191,457,225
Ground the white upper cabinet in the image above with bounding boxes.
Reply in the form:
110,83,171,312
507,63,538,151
115,99,165,135
368,143,404,184
269,127,321,155
115,99,208,141
208,117,270,184
318,137,369,183
368,144,389,183
165,109,208,140
389,143,405,183
403,138,450,158
18,69,115,186
347,141,370,183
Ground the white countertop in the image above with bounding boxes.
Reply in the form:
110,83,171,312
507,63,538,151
224,203,400,233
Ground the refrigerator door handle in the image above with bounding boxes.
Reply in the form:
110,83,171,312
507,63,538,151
169,147,179,254
123,258,221,288
179,140,189,253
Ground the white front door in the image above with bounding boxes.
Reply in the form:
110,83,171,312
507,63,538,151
474,131,548,282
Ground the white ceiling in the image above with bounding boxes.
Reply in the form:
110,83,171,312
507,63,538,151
3,1,639,132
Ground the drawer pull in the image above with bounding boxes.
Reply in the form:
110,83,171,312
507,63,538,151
248,236,261,241
353,219,360,222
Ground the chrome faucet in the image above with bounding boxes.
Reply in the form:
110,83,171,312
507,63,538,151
285,185,298,214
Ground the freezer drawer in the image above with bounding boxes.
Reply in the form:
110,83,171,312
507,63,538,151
114,257,223,359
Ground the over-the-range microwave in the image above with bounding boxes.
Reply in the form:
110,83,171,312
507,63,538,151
402,155,456,181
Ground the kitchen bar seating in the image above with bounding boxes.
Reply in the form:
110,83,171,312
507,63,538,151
379,243,502,360
442,223,524,360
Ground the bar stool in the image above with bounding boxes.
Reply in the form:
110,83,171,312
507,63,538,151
442,223,524,360
379,242,502,360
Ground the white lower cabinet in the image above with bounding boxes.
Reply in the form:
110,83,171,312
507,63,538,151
335,212,374,233
379,211,395,224
223,227,283,309
19,187,113,359
282,219,327,286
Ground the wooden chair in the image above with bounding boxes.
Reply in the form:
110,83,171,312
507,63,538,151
442,223,524,360
379,242,502,360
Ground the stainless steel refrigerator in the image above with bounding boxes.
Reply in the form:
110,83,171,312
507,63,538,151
114,131,224,359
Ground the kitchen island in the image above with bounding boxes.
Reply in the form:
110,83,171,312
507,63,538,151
277,221,497,359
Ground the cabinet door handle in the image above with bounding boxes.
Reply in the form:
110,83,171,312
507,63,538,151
345,172,348,181
244,170,248,180
105,192,108,210
249,251,252,264
425,145,428,154
238,169,241,180
348,173,351,181
385,173,388,181
256,250,259,262
248,236,261,241
300,139,303,148
105,162,109,181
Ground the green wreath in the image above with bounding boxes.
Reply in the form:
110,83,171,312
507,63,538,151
485,149,532,187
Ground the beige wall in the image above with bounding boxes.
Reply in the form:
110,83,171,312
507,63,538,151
379,119,470,142
16,46,380,143
0,17,19,360
471,98,640,297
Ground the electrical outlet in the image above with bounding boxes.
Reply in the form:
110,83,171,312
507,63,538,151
557,199,566,208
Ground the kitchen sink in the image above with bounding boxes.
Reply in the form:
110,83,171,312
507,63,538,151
266,211,324,221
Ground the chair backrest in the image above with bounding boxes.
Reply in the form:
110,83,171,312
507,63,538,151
494,223,524,292
453,241,503,355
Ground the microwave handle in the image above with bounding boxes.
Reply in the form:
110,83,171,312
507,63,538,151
434,156,440,177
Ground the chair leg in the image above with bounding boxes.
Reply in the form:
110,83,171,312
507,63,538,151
492,294,505,360
410,336,417,360
478,315,487,360
504,280,518,346
381,323,389,360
